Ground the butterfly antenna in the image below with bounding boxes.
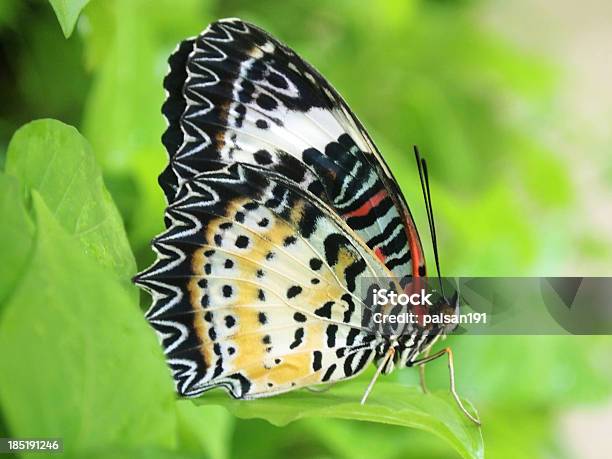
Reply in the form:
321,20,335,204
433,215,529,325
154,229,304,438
413,146,445,299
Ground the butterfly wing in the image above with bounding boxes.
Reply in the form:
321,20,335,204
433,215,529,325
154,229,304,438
159,18,426,283
135,163,398,397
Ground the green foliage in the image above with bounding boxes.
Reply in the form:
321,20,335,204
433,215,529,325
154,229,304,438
0,192,175,454
0,175,35,305
176,402,234,459
0,120,174,455
47,0,90,37
5,120,136,286
196,382,483,459
0,1,611,459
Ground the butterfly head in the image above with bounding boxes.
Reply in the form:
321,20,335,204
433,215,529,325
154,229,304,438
388,290,459,369
421,287,460,340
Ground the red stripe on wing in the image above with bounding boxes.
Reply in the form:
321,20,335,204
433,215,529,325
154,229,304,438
342,189,387,219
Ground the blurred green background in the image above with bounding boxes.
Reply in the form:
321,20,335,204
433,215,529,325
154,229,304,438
1,0,611,458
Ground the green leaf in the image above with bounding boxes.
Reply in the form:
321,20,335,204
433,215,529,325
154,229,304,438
300,418,460,459
5,119,136,292
48,0,90,37
195,381,483,459
0,174,35,307
176,401,234,459
0,192,176,456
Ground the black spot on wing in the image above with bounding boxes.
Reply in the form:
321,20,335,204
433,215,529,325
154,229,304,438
314,301,334,319
323,233,350,266
287,285,303,299
310,258,323,271
254,149,273,165
312,351,322,371
326,325,338,347
322,363,336,382
343,258,366,292
346,327,360,346
289,327,305,349
257,93,278,111
293,312,307,322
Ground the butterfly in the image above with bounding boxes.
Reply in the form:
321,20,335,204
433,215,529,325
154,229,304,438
134,18,479,425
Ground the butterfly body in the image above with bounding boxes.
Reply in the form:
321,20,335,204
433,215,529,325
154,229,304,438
135,18,452,401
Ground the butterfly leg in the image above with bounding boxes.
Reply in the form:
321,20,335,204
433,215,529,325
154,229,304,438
418,347,431,394
360,346,396,405
412,347,481,426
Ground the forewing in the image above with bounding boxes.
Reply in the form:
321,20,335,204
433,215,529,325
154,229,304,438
160,18,426,283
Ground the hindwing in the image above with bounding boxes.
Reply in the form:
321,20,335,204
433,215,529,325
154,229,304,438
135,164,397,397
